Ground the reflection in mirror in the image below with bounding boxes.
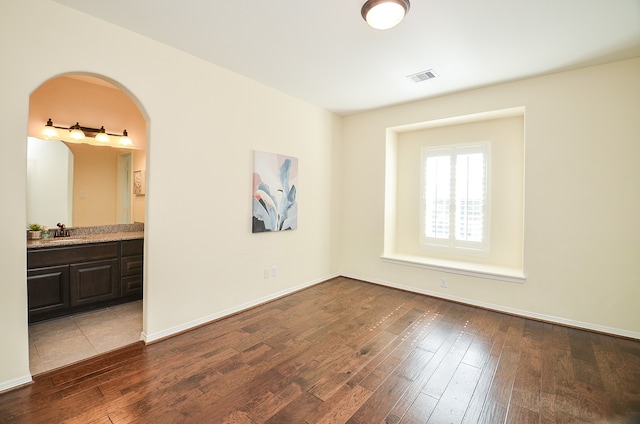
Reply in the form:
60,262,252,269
27,137,137,228
27,137,73,228
28,74,147,228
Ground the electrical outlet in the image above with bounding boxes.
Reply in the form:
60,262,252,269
264,267,270,279
440,277,448,288
271,265,278,277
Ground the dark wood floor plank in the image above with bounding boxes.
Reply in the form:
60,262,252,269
427,362,482,424
1,277,639,424
551,353,581,420
461,338,492,369
247,381,302,422
592,334,640,422
307,332,397,401
399,392,438,423
505,403,539,424
264,391,323,423
421,332,474,400
539,391,557,424
460,354,501,424
347,304,449,389
390,307,480,420
350,373,413,424
510,336,542,413
477,402,507,424
314,385,373,424
472,317,523,424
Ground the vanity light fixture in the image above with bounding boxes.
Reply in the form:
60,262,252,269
69,122,85,140
95,126,110,143
42,118,59,138
120,130,132,146
42,119,132,147
361,0,410,30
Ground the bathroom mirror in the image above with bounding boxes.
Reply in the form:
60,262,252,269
26,137,138,228
27,138,74,228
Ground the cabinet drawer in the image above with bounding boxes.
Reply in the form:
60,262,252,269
28,243,119,269
121,239,144,257
121,275,143,298
70,259,119,307
121,255,143,277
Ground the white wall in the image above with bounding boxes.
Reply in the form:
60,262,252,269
0,0,340,390
341,58,640,339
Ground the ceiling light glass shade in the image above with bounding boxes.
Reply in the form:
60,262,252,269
362,0,410,30
119,129,132,146
95,126,110,143
69,123,85,140
42,118,58,138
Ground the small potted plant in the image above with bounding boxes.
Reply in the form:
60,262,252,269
27,223,43,240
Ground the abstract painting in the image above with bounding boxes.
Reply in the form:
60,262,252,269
252,150,298,233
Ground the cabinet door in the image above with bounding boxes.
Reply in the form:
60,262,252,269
69,259,119,307
27,265,70,322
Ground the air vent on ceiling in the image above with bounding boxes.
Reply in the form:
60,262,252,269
407,69,437,83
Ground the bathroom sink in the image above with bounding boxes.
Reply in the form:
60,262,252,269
42,238,82,244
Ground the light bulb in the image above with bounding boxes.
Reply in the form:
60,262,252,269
42,119,58,138
69,123,85,140
95,126,110,143
120,129,132,146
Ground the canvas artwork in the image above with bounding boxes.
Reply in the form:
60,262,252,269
252,150,298,233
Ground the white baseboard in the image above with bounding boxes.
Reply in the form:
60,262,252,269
143,273,338,343
343,273,640,340
0,374,32,394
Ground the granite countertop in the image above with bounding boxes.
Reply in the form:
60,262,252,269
27,224,144,249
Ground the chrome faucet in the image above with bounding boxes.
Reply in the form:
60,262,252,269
55,223,70,238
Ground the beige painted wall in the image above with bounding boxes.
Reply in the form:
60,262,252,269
341,57,640,338
67,143,118,226
0,0,340,390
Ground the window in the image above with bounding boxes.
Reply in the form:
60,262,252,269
421,143,490,253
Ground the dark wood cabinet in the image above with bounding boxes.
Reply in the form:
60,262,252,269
70,259,120,307
120,239,144,299
27,239,143,323
27,265,70,317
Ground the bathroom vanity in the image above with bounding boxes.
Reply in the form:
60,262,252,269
27,229,143,323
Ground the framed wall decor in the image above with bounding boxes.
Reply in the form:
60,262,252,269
252,150,298,233
133,170,145,195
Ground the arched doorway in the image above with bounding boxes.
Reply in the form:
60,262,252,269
27,73,148,374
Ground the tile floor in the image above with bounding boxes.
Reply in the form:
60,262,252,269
29,300,143,375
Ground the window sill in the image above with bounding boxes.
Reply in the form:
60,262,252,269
381,253,525,284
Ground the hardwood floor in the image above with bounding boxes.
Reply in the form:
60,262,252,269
1,277,639,423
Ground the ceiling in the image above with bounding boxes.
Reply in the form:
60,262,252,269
53,0,640,115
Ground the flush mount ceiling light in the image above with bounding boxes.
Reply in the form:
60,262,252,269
42,118,132,147
361,0,410,30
